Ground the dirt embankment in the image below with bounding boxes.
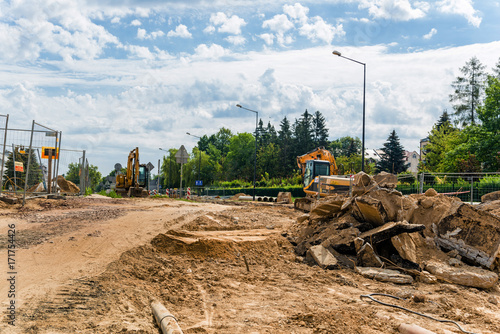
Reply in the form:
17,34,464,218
0,196,499,334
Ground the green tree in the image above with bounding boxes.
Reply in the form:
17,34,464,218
278,116,294,177
449,56,486,126
436,110,452,132
493,57,500,79
293,109,314,152
226,133,255,181
376,130,408,174
65,162,102,190
476,76,500,171
422,121,458,172
257,142,281,179
160,149,181,188
3,147,42,190
329,136,361,157
312,110,329,147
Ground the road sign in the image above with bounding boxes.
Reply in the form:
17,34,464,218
146,162,155,171
41,147,59,159
195,180,203,186
15,162,23,172
175,145,189,164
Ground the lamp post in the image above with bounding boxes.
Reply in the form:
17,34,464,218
235,104,258,201
186,132,202,195
332,50,366,172
159,148,170,189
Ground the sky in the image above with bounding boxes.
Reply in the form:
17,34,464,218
1,0,500,175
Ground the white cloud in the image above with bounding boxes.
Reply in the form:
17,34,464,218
259,33,275,46
225,35,246,46
111,17,120,24
359,0,428,21
299,18,345,44
131,19,142,26
137,28,147,39
262,14,295,46
437,0,482,27
209,12,246,35
167,24,192,38
194,43,229,59
203,25,216,34
283,3,309,24
423,28,437,39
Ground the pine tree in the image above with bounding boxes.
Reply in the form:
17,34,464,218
312,110,329,147
376,130,408,174
436,110,452,132
278,116,293,177
3,146,43,190
449,56,486,126
293,109,314,152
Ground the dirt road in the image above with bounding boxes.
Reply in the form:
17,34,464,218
1,196,499,333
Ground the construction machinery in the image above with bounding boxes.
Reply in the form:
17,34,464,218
294,147,352,211
115,147,149,197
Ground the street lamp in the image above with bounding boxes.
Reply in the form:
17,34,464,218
235,104,258,201
186,132,202,195
332,50,366,172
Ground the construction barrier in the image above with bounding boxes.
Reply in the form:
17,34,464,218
187,187,191,199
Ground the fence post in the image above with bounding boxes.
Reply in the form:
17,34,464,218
470,176,474,205
80,150,86,195
419,173,424,194
23,120,35,206
0,114,8,194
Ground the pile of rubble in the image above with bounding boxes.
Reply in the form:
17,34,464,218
287,172,500,289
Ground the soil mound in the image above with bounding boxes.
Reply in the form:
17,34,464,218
57,175,80,193
229,193,247,200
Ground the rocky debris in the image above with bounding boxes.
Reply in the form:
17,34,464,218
476,200,500,217
0,196,18,204
57,175,80,193
289,171,500,289
373,171,398,189
425,260,499,289
306,245,339,269
355,267,413,284
482,190,500,203
277,192,292,204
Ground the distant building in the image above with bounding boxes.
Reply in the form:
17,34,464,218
420,137,429,161
364,149,383,163
404,151,420,173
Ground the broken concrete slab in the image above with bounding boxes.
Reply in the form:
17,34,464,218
425,260,499,289
277,192,292,204
482,190,500,203
309,198,344,221
306,245,339,269
0,196,18,204
354,196,387,226
391,233,419,263
356,242,383,267
359,221,425,246
352,172,379,196
374,171,398,189
434,202,500,269
355,267,413,284
367,188,404,222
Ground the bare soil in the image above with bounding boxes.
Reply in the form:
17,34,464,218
1,196,499,333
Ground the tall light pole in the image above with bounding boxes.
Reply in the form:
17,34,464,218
332,50,366,172
235,104,258,201
186,132,202,195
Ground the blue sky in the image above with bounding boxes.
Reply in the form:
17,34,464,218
1,0,500,174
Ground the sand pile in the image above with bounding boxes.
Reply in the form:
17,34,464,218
57,175,80,193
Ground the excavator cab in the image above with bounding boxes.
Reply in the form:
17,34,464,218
304,160,331,193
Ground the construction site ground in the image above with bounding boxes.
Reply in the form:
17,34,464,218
1,196,499,334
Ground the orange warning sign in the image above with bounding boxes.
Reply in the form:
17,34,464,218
41,147,59,159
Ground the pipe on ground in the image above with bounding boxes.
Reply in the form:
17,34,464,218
151,300,184,334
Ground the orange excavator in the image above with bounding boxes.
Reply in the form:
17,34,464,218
115,147,149,197
294,147,352,211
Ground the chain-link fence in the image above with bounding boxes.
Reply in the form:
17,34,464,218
397,172,500,204
1,118,89,204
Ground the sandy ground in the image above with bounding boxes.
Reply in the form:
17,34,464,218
0,196,499,334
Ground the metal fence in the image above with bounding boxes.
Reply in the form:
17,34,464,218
1,116,89,204
397,172,500,204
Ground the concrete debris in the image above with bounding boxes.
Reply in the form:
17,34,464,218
277,192,292,204
306,245,339,269
482,190,500,203
356,242,383,268
425,260,499,289
355,267,413,284
288,171,500,288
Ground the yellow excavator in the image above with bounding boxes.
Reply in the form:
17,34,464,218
115,147,149,197
294,147,352,211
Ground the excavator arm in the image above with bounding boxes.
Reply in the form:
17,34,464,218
296,147,339,176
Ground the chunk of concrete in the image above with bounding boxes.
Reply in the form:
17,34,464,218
424,188,438,197
0,196,18,204
425,260,498,289
306,245,339,269
356,243,383,268
434,202,500,268
359,221,425,246
355,267,413,284
354,196,387,226
277,192,292,204
368,188,404,222
309,198,344,221
374,171,398,189
352,172,379,196
482,190,500,203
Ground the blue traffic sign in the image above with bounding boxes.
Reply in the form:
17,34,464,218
195,180,203,186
